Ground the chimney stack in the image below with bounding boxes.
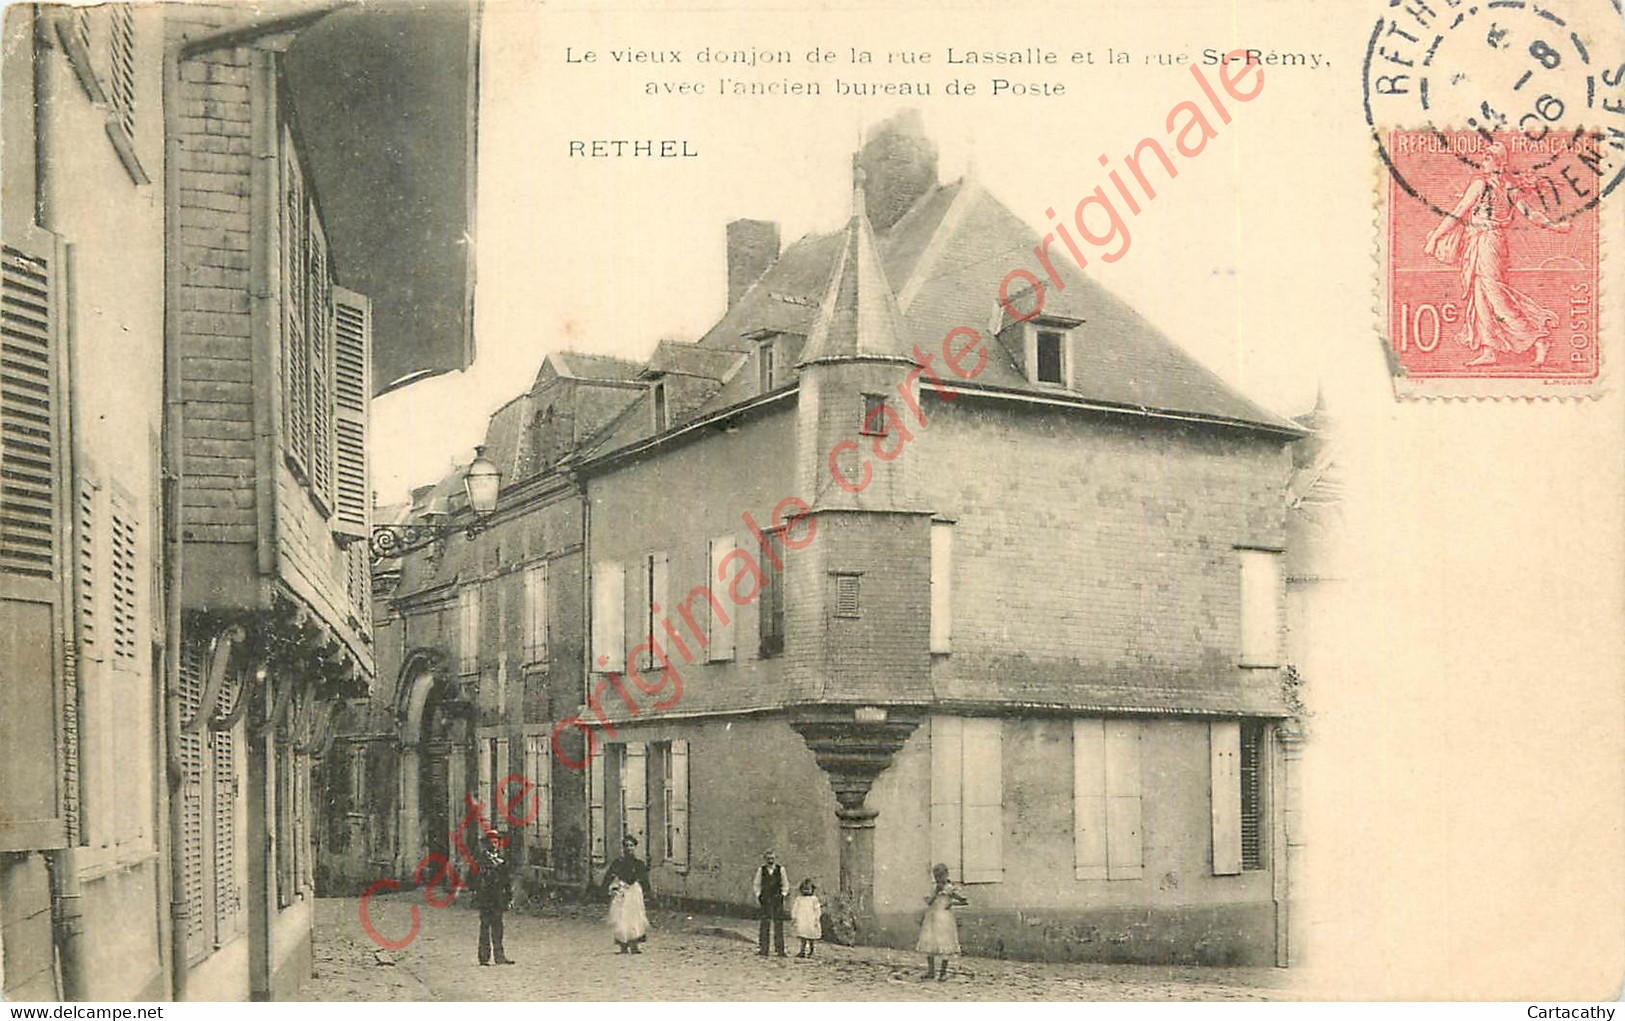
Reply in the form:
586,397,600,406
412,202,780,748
857,109,938,230
726,218,780,308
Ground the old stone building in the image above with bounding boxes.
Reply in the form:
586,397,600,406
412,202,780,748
361,112,1303,966
0,1,476,1000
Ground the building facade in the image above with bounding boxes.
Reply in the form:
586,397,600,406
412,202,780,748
0,2,475,1000
358,112,1304,966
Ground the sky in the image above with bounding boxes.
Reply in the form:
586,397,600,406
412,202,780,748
370,1,1359,503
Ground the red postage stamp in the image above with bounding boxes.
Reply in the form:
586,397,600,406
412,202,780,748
1383,129,1602,397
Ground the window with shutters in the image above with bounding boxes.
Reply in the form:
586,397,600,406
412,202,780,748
757,533,784,658
331,289,370,540
1074,718,1144,881
642,552,666,670
524,561,548,666
59,7,145,184
833,572,861,619
591,562,625,672
458,584,481,676
930,521,952,654
523,736,552,865
282,135,310,476
930,717,1004,884
1238,548,1283,667
1209,720,1268,875
706,538,735,661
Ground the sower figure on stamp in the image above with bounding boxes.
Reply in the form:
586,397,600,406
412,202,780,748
1423,140,1572,367
752,849,789,957
475,830,516,966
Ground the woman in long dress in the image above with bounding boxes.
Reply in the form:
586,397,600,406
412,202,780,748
1422,141,1572,367
916,863,968,981
600,835,652,954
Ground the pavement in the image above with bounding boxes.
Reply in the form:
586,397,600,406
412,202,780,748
297,891,1294,1001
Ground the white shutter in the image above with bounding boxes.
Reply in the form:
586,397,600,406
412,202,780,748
929,522,952,653
622,742,648,853
458,585,481,675
0,227,73,852
707,536,735,661
1211,720,1243,875
961,718,1003,883
331,287,370,539
591,561,624,672
1239,549,1282,666
929,715,963,880
1073,719,1108,880
588,750,605,866
493,737,510,817
527,736,551,855
669,739,689,870
1104,720,1143,879
525,561,548,664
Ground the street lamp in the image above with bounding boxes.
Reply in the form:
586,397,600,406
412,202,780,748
369,446,503,563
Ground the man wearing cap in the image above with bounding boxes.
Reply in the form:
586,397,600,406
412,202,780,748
752,849,789,957
474,829,516,966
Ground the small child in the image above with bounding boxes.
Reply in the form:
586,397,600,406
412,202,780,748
917,863,968,980
790,878,822,958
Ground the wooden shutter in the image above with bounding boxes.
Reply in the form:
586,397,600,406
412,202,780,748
929,522,952,653
307,219,333,509
622,742,647,853
588,750,605,866
834,573,861,618
281,135,309,472
108,486,137,663
707,537,734,660
213,727,239,944
961,718,1003,883
178,643,209,959
524,735,551,859
0,227,71,851
1211,720,1243,875
331,287,370,539
458,585,480,675
1073,719,1108,880
669,739,689,869
929,716,963,880
1104,720,1143,879
591,561,624,671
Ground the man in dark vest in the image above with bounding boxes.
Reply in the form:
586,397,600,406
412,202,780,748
474,829,516,965
752,848,789,957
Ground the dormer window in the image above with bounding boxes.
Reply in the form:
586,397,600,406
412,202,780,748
758,340,777,392
1020,316,1081,388
652,381,668,431
1036,331,1066,385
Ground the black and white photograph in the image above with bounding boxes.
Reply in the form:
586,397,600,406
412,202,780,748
0,0,1621,1006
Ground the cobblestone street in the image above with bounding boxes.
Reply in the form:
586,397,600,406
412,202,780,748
298,893,1293,1001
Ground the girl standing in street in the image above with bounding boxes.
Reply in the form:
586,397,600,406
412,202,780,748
790,878,823,958
916,863,968,981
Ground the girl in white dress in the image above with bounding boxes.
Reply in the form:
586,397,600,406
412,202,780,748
790,878,822,958
916,863,968,981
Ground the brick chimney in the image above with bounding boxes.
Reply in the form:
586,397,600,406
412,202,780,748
858,109,938,231
726,218,780,308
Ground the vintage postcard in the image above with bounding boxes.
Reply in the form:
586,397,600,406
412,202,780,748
1,0,1621,1008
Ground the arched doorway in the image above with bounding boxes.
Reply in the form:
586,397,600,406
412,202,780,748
395,651,473,878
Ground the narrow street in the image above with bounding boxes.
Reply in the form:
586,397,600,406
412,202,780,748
299,893,1292,1001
